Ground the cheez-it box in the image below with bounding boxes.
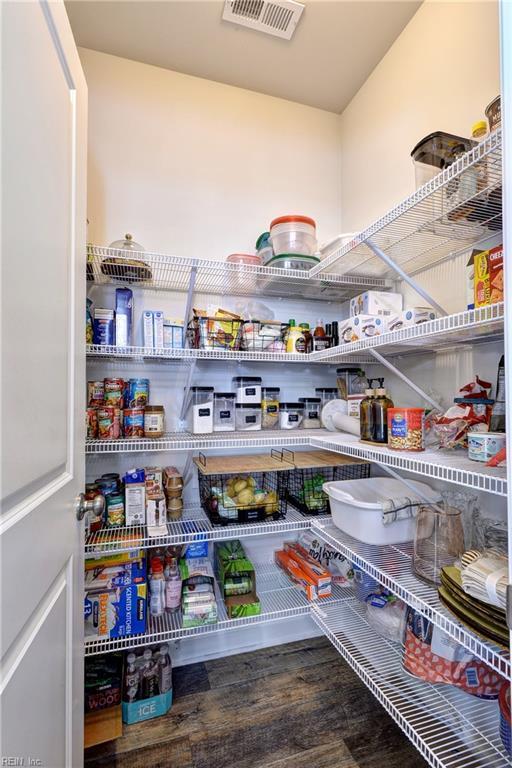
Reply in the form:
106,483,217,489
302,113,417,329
474,250,490,308
489,245,503,305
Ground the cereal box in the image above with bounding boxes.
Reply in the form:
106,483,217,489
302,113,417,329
474,250,490,307
489,245,503,305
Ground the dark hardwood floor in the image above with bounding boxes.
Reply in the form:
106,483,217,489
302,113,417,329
85,637,428,768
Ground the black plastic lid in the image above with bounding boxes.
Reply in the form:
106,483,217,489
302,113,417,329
262,387,280,394
279,402,304,409
315,387,338,393
336,367,361,374
190,386,214,392
454,397,495,405
232,376,262,384
213,392,236,398
410,132,475,169
298,397,321,403
235,403,262,409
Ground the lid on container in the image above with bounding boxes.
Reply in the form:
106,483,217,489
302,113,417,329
270,215,316,229
323,477,441,510
101,473,120,480
454,397,495,405
315,387,338,393
279,402,304,409
232,377,262,384
145,405,164,411
213,392,236,399
235,403,262,409
298,397,321,403
410,132,475,169
267,254,320,267
471,120,487,137
336,367,361,373
190,386,214,392
226,253,262,265
262,387,280,394
255,232,271,250
299,323,310,330
468,430,506,437
108,233,145,252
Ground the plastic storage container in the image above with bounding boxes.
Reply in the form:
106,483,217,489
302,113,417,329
226,253,262,266
279,402,304,430
255,232,273,265
323,477,441,545
213,393,236,432
298,397,321,429
232,376,262,404
315,387,339,412
269,215,317,257
261,387,280,430
235,404,262,431
411,132,475,188
266,253,320,272
190,387,214,434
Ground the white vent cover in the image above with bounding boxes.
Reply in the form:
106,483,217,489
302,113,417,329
222,0,305,40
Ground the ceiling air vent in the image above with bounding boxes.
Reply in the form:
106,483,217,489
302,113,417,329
222,0,305,40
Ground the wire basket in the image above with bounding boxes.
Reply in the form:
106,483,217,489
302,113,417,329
240,320,289,352
186,316,243,350
197,467,287,525
286,462,371,516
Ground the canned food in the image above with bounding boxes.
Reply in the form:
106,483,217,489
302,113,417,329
88,380,104,407
224,576,252,596
86,408,98,439
97,406,115,439
113,407,122,439
85,485,103,532
105,493,125,527
144,405,165,437
126,378,150,408
104,378,124,408
388,408,425,451
123,407,145,438
95,477,118,495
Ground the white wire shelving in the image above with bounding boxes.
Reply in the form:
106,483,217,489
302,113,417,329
311,520,509,678
312,600,510,768
86,343,375,367
312,129,502,279
310,303,504,361
84,505,322,556
85,430,507,496
87,244,391,302
84,561,351,657
310,433,507,497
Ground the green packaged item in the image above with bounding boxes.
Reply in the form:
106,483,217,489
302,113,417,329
214,540,261,619
224,577,251,596
228,601,261,619
105,494,125,527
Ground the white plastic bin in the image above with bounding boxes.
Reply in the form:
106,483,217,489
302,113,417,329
323,477,441,545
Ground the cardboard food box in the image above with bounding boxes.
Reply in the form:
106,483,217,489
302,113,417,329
124,468,146,526
85,549,146,570
115,288,133,347
489,245,503,304
85,654,123,713
474,249,491,307
283,541,332,597
215,540,261,618
145,467,163,496
84,581,147,639
349,290,403,317
275,549,317,601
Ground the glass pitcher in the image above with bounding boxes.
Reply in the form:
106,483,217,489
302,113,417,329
413,501,465,585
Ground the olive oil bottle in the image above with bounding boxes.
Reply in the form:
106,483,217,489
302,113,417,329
372,378,394,443
360,380,375,441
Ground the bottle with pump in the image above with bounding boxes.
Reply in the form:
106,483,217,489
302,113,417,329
360,379,375,441
372,378,394,443
286,319,306,354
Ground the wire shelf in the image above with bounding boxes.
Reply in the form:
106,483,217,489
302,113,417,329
310,303,504,361
83,561,351,656
312,600,510,768
84,506,321,555
309,434,507,497
313,129,502,279
87,245,390,302
311,521,509,678
86,343,376,366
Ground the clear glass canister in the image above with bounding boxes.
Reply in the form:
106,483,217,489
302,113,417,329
261,387,280,430
190,387,214,434
235,404,262,431
279,402,304,430
298,397,321,428
213,393,236,432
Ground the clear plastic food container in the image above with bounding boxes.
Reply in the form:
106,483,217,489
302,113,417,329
410,131,475,188
279,402,304,430
190,387,214,434
315,387,339,412
269,215,317,257
235,404,262,431
261,387,280,430
213,393,236,432
232,376,262,404
298,397,321,429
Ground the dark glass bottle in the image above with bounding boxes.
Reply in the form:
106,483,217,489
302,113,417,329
359,383,375,441
372,379,394,443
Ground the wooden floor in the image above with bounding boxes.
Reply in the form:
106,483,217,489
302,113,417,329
85,637,428,768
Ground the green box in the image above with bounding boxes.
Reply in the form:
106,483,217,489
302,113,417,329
214,540,261,619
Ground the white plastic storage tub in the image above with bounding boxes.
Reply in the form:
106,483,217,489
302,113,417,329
323,477,441,545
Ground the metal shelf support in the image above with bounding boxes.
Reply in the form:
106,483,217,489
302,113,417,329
366,238,448,316
368,348,444,411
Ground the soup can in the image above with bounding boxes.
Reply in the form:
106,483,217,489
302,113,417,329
124,407,145,438
127,378,150,408
104,378,124,408
97,406,115,439
88,380,104,407
86,408,98,439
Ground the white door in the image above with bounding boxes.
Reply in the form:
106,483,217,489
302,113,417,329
1,2,87,766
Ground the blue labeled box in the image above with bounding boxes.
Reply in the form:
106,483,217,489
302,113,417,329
122,690,172,725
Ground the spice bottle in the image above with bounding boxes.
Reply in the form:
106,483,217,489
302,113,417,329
359,380,375,441
372,379,394,443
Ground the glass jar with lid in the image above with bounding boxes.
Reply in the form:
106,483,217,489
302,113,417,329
261,387,280,430
298,397,321,429
279,402,304,430
235,404,262,431
213,393,236,432
189,387,214,434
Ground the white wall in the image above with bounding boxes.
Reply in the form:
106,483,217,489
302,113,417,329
338,0,500,233
80,47,342,257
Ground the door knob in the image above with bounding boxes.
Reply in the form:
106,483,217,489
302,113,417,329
75,492,105,521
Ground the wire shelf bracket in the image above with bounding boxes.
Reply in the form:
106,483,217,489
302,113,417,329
368,348,444,412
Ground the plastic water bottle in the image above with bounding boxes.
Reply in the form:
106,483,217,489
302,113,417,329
164,557,182,614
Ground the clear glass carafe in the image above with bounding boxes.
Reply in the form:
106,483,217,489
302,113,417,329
413,502,465,585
